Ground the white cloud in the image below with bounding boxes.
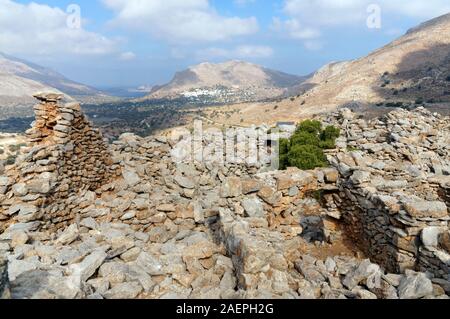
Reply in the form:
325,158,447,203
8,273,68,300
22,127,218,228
0,0,118,56
234,45,274,58
274,0,450,45
119,51,136,61
282,0,450,27
102,0,259,43
283,0,367,27
271,17,320,40
304,40,324,51
381,1,450,19
198,45,274,59
234,0,256,7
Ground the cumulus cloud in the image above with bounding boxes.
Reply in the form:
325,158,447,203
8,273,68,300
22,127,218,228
271,17,320,40
102,0,259,43
283,0,450,26
0,0,118,56
119,51,136,61
274,0,450,42
197,45,274,59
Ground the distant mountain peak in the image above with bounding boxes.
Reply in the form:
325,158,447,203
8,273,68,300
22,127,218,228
145,61,307,103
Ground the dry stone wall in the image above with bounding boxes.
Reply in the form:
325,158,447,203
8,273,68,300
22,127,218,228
323,107,450,279
0,96,448,299
0,93,119,232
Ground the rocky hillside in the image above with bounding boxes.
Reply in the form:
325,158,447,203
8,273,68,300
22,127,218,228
218,13,450,125
295,13,450,113
0,94,448,299
0,53,114,111
144,61,307,104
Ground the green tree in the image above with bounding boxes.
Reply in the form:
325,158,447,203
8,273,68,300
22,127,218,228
279,119,340,171
279,138,291,170
291,131,320,146
287,145,328,170
295,120,322,136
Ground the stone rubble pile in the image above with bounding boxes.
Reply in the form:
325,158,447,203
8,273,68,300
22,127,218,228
0,95,448,299
0,220,448,299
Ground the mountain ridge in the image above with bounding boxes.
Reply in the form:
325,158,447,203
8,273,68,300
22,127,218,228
144,60,308,103
0,53,114,110
200,13,450,126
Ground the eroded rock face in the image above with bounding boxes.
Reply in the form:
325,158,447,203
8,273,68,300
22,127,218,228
0,99,448,300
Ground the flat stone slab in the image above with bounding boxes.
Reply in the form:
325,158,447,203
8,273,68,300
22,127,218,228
403,201,448,219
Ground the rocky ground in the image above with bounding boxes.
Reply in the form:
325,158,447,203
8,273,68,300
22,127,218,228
0,95,449,299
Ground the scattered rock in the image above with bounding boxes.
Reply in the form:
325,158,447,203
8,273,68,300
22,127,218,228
103,281,143,299
398,272,433,299
241,197,265,218
404,201,448,219
69,250,107,282
421,227,443,247
55,224,79,246
10,231,29,248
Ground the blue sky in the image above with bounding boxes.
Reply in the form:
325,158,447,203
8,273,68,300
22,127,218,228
2,0,450,88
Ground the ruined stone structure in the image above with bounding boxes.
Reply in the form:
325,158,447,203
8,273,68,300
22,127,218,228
0,99,448,299
323,108,450,279
0,93,119,232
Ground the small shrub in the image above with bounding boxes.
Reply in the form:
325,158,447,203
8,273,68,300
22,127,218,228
386,102,405,108
446,75,450,82
290,97,296,102
0,148,4,155
321,126,341,141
